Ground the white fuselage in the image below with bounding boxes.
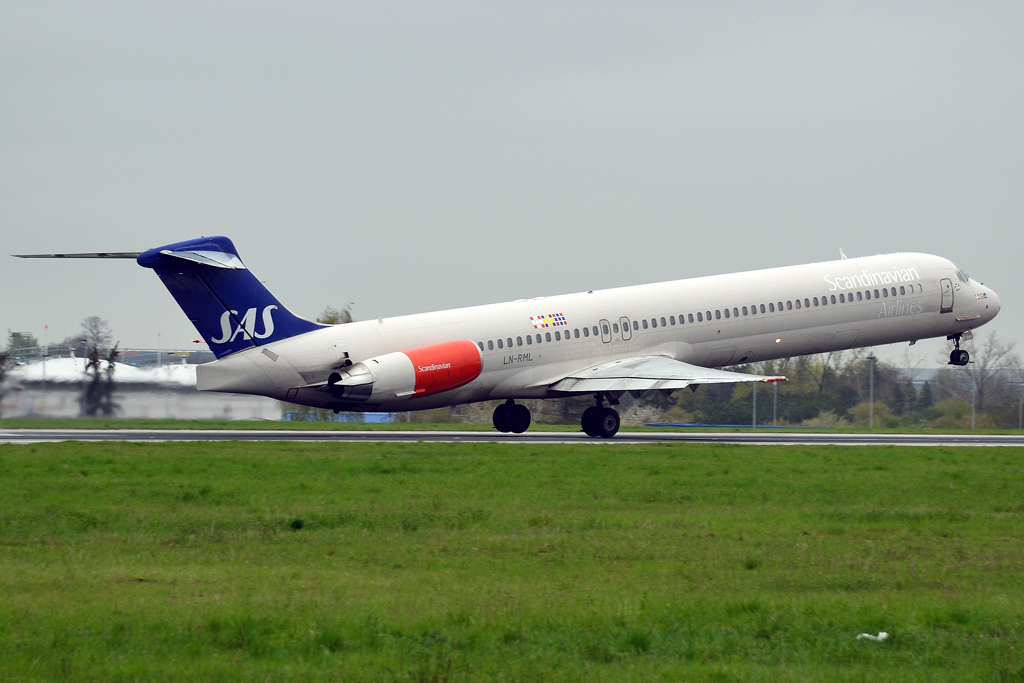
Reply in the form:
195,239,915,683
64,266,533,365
197,252,1000,411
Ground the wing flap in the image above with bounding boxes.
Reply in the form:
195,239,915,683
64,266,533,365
549,355,785,393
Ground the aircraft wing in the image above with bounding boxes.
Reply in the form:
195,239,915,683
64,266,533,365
548,355,785,393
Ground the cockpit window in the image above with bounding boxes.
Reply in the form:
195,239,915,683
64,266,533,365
956,268,969,283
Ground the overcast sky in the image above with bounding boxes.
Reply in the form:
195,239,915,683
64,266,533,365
2,2,1022,368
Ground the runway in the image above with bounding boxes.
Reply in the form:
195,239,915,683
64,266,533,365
2,429,1023,446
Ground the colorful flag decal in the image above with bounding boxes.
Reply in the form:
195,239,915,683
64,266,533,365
530,313,567,329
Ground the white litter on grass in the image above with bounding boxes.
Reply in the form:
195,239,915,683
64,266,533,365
857,632,888,641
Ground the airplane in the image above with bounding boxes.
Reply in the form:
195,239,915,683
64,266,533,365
15,236,1000,437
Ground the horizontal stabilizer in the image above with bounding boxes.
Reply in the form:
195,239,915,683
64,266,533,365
548,355,785,393
13,252,141,259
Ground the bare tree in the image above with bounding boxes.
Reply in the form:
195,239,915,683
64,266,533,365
0,350,9,417
317,304,354,325
943,333,1020,412
80,316,113,352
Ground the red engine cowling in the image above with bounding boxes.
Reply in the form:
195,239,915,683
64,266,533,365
402,339,482,397
326,339,483,403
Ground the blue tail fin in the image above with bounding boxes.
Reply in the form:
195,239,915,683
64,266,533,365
138,236,325,358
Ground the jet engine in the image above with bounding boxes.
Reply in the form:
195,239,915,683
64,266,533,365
325,339,482,403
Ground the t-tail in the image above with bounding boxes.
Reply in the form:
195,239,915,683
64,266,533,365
136,236,324,358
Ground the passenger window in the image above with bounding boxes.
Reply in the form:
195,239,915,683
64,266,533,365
583,327,589,338
821,296,827,306
546,332,552,342
593,326,599,336
715,310,721,320
787,301,793,310
777,302,783,311
660,317,667,327
742,306,748,315
488,340,494,350
813,297,818,306
706,310,712,321
760,304,766,313
642,319,649,329
612,323,618,333
497,339,503,349
724,308,730,319
839,294,845,303
554,331,561,341
732,308,738,317
873,289,879,299
574,329,580,338
864,291,870,300
856,291,863,301
526,335,532,345
769,303,775,312
804,298,809,308
794,300,801,310
477,342,484,351
899,285,906,295
831,295,837,304
601,324,609,335
633,320,639,330
882,288,887,297
917,284,923,293
651,318,657,328
536,334,542,343
670,316,676,325
696,312,703,322
517,336,523,346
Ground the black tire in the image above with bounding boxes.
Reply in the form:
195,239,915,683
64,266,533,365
957,349,970,366
581,406,600,437
510,404,532,434
597,407,620,439
492,403,512,433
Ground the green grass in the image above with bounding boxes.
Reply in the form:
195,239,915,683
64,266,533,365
2,441,1023,681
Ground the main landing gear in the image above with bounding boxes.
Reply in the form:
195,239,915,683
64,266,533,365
948,333,970,366
493,400,532,434
581,396,620,439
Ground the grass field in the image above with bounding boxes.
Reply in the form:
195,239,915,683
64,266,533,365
2,441,1023,681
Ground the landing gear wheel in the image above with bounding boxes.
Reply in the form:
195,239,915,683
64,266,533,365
950,349,970,366
596,407,620,439
492,403,512,433
509,404,532,434
581,407,600,437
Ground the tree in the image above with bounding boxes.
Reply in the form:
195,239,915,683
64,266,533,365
80,316,113,352
943,333,1020,412
919,381,934,409
8,332,38,352
317,305,354,325
0,350,9,417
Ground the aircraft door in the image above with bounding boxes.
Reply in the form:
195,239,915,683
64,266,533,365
599,319,612,343
940,278,953,313
619,317,632,341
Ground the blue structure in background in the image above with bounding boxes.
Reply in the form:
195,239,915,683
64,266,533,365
282,411,394,424
646,422,835,429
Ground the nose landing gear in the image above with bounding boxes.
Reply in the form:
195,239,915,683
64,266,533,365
492,400,532,434
581,396,620,438
948,333,970,366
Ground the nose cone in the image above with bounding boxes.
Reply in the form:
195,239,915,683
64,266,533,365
982,285,1001,319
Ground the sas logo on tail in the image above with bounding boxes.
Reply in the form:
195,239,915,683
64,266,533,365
210,305,278,344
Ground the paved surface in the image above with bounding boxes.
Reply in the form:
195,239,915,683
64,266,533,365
2,429,1024,446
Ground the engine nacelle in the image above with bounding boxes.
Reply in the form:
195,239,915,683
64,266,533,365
326,339,482,403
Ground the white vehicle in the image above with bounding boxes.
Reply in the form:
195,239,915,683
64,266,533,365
16,237,1000,437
